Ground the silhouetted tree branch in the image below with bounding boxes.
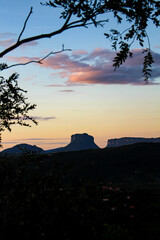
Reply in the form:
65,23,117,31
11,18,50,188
17,7,33,42
1,48,72,70
0,7,107,58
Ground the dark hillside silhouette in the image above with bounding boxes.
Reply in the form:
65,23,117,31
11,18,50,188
1,142,160,239
44,142,160,184
0,142,160,239
0,143,44,156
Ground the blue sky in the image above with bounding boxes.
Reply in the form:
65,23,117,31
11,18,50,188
1,0,160,150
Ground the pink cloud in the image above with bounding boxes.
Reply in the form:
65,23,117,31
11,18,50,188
21,41,38,47
0,32,17,39
6,48,160,86
90,47,115,59
42,53,88,71
72,50,88,55
0,39,15,47
154,45,160,48
44,49,160,85
44,84,66,87
67,65,144,85
0,37,38,48
7,56,39,63
24,75,36,81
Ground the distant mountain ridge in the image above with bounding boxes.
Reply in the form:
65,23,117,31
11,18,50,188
0,133,99,156
1,134,160,156
0,143,44,156
107,137,160,148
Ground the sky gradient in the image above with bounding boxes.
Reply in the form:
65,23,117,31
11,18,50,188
1,0,160,150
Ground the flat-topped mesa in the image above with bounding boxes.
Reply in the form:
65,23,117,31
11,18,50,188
71,133,94,144
68,133,99,151
45,133,100,154
107,137,160,148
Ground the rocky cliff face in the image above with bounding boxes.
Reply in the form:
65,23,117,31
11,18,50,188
68,133,99,151
107,137,160,147
47,133,99,153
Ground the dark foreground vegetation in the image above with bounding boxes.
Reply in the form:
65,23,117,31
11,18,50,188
0,143,160,239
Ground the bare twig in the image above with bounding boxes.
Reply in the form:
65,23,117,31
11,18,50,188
4,48,72,70
17,7,33,42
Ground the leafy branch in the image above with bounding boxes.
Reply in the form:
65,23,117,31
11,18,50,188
0,73,37,147
112,42,133,70
105,24,154,82
142,49,154,83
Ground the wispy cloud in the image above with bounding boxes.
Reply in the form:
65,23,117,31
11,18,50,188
21,41,38,47
72,50,88,55
1,138,69,150
0,32,17,38
21,137,69,141
59,89,75,92
32,116,56,121
7,56,39,63
0,35,38,48
1,141,20,145
0,39,15,47
44,84,65,87
154,45,160,48
23,75,36,81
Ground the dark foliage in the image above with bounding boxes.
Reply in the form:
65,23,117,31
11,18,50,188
0,73,37,147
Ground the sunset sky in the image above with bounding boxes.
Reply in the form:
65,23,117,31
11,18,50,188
1,0,160,150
